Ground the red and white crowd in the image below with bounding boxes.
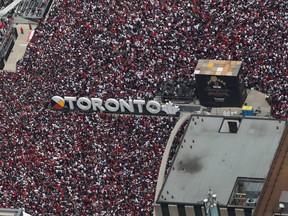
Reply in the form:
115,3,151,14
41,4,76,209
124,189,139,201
0,0,287,215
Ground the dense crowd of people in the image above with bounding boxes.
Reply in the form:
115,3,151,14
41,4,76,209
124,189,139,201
0,69,177,215
0,0,287,215
22,0,287,117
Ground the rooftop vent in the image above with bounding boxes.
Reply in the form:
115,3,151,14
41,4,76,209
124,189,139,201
246,198,257,206
219,118,241,133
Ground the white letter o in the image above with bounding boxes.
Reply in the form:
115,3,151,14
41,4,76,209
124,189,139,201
77,97,92,111
105,98,120,112
146,101,161,114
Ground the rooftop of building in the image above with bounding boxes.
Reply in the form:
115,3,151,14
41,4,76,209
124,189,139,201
194,59,242,76
157,116,286,206
254,125,288,216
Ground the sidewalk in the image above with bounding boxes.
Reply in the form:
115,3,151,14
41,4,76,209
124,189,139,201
3,23,36,72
